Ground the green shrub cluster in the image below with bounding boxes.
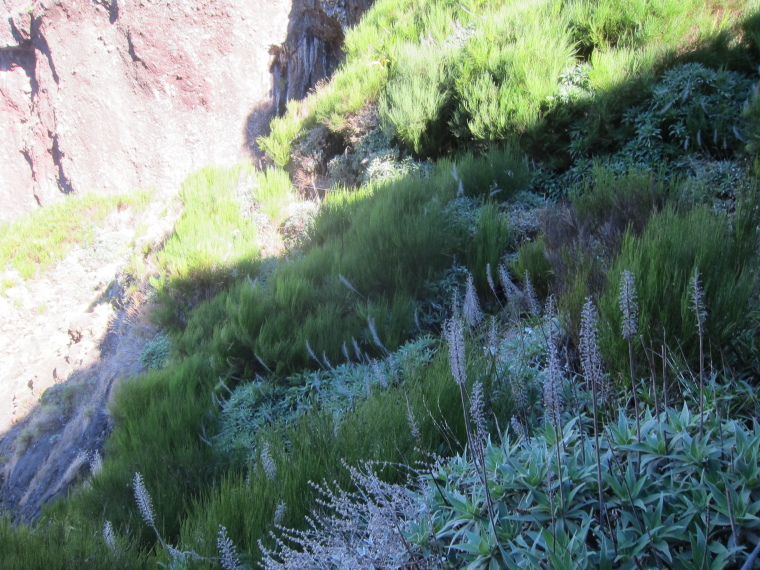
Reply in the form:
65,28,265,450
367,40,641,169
204,150,527,377
150,165,261,329
258,0,743,174
600,201,759,372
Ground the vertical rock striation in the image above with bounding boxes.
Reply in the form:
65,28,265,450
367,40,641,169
270,0,373,115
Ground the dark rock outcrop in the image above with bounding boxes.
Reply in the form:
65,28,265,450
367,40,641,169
270,0,373,115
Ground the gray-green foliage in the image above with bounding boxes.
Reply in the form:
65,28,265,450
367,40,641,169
567,63,755,172
140,334,171,370
621,63,754,161
216,336,436,457
409,406,760,568
327,129,429,187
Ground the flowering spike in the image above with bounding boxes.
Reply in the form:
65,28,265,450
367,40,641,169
470,381,487,443
510,416,526,443
103,521,116,552
217,525,241,570
580,297,606,402
486,263,497,297
523,271,540,316
444,317,466,386
690,268,707,328
544,334,563,429
261,442,276,481
619,270,639,340
463,271,483,329
133,472,156,530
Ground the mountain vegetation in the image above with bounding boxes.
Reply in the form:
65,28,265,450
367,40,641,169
3,0,760,568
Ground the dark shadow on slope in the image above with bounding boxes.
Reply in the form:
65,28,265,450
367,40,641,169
0,274,157,523
243,98,276,166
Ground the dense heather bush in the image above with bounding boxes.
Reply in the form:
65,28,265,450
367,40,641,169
450,1,575,142
380,41,453,155
252,167,297,224
465,203,513,295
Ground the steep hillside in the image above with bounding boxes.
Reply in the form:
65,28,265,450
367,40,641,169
2,0,760,568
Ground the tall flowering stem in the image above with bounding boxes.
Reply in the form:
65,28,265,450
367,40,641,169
691,268,707,436
543,297,563,432
445,314,497,537
580,298,606,530
619,270,641,448
444,317,466,388
463,271,483,329
544,296,565,527
523,271,540,316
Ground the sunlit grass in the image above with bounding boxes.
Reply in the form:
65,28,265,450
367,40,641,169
0,191,151,279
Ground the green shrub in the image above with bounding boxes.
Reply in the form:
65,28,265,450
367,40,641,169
0,514,147,569
151,165,261,329
600,204,759,371
465,203,512,295
257,100,307,169
743,80,760,157
451,1,575,141
59,356,220,548
442,146,530,201
567,0,713,57
252,167,296,224
511,236,552,301
570,165,669,246
214,173,459,376
380,41,453,155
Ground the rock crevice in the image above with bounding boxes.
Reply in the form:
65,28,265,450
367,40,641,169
270,0,373,116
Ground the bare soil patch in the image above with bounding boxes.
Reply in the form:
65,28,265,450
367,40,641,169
0,198,177,521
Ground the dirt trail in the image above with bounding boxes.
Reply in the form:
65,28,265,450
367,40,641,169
0,198,178,521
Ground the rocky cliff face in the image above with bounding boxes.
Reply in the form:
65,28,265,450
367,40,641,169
270,0,373,115
0,0,372,223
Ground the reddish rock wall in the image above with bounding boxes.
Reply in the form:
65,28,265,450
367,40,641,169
0,0,373,223
1,0,368,223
